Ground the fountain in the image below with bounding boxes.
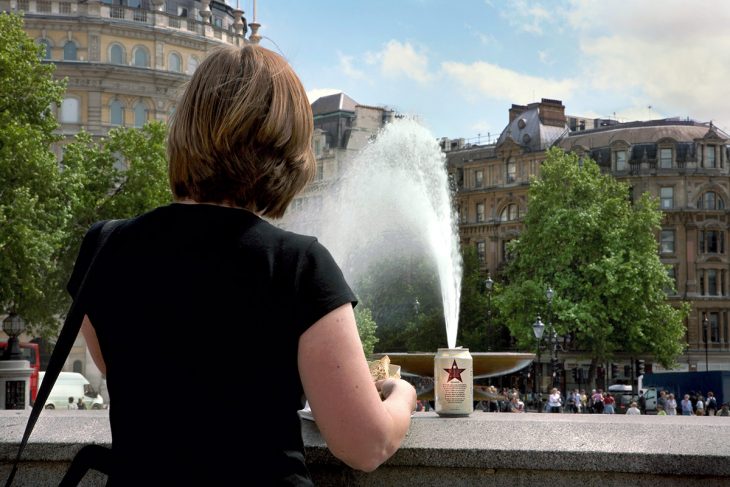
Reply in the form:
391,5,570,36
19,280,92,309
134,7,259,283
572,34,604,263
286,118,533,398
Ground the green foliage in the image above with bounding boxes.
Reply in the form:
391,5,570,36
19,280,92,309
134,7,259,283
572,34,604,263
496,147,688,368
0,13,68,331
455,245,490,351
354,306,379,356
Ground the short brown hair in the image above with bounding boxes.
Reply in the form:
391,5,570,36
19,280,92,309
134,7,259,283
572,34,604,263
168,44,315,218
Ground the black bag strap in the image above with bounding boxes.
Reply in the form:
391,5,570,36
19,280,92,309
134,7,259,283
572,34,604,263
4,219,121,487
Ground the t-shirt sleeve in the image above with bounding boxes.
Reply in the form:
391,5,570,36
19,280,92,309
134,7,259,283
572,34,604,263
294,239,358,334
66,221,107,300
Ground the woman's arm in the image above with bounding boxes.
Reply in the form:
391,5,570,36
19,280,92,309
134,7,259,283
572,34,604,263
81,315,106,376
298,303,416,472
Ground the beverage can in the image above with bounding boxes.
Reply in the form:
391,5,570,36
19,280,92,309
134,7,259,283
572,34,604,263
434,347,473,416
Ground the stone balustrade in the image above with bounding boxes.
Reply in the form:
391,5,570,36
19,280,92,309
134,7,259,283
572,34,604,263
0,410,728,486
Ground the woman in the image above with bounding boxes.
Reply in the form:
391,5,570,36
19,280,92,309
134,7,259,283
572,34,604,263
681,394,694,415
71,45,416,485
547,388,562,413
666,393,678,415
603,393,615,414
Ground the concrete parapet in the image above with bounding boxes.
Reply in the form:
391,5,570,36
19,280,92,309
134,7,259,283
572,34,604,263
0,410,728,486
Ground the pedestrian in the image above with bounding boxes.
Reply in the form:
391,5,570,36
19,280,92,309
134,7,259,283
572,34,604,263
666,393,677,415
67,396,77,410
656,405,667,416
76,398,86,410
592,389,604,414
638,390,646,414
695,395,705,416
579,389,588,413
71,44,416,485
681,394,693,415
548,388,562,413
603,393,615,414
718,403,730,417
626,401,641,415
705,391,715,415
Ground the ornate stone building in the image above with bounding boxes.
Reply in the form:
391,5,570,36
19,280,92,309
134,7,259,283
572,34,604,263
445,98,730,383
1,0,259,156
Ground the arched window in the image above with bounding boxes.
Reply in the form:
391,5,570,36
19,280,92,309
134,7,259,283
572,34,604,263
110,44,125,65
110,100,124,126
168,52,181,72
133,47,149,67
187,55,199,75
500,204,518,222
38,39,52,60
63,41,77,60
133,102,147,127
698,191,725,210
60,97,80,123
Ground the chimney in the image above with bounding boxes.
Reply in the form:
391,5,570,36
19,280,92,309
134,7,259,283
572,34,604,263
538,98,566,127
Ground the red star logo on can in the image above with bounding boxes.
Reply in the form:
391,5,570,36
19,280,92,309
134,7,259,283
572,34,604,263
444,359,465,382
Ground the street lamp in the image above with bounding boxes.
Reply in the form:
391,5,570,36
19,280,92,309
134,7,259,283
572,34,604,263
532,315,545,413
2,313,25,360
485,276,494,351
545,287,558,388
703,314,709,372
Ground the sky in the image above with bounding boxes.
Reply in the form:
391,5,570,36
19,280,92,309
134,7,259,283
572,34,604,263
240,0,730,144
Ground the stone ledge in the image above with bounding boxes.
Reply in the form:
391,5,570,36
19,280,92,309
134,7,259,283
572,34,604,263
0,410,728,486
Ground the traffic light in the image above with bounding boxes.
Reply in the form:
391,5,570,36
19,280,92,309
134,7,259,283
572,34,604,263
611,363,619,378
636,359,645,375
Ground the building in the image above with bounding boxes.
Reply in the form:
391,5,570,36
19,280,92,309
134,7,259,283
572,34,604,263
445,98,730,387
279,92,395,235
1,0,259,156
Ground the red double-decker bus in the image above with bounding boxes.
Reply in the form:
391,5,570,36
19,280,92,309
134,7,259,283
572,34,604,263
0,341,41,404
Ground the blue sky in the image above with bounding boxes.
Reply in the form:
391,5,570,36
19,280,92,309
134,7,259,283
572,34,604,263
241,0,730,143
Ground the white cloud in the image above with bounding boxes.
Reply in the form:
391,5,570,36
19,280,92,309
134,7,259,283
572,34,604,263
306,88,341,104
441,61,576,104
538,50,553,65
465,23,498,47
566,0,730,130
499,0,555,35
366,40,433,84
338,52,365,80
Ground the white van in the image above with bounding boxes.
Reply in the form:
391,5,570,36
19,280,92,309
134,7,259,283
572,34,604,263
37,371,105,410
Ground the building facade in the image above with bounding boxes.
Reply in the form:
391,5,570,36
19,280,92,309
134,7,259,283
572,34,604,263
445,98,730,389
2,0,258,156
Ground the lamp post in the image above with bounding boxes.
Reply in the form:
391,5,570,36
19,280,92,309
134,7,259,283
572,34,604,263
485,276,494,351
532,315,545,413
2,313,25,361
702,313,710,372
545,287,558,388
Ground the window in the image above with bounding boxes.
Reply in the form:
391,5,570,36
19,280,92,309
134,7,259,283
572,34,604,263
133,47,149,67
477,241,485,264
214,17,223,28
615,150,627,171
476,202,485,223
187,55,199,75
660,187,674,209
60,98,79,123
500,204,518,222
63,41,77,60
506,158,516,183
665,266,676,294
704,313,720,343
705,145,716,168
38,39,52,60
475,170,483,188
110,100,124,126
133,102,147,127
660,230,675,254
168,52,181,72
110,44,124,64
700,269,720,296
698,191,724,210
659,148,672,168
700,230,725,254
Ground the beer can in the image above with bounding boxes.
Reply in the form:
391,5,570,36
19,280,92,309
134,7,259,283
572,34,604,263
434,347,473,416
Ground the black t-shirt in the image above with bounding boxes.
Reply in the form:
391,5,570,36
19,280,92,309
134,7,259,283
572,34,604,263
68,203,357,486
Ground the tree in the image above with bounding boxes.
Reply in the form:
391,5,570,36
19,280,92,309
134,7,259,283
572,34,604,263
354,306,379,356
495,147,688,378
0,12,68,332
